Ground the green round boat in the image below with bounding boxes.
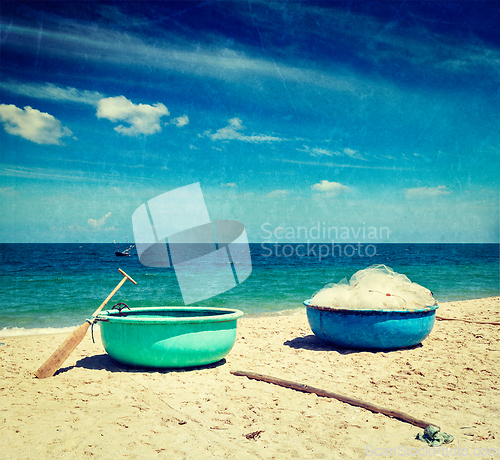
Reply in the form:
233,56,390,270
97,307,243,368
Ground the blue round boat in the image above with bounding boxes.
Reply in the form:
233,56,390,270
98,307,243,368
304,300,438,350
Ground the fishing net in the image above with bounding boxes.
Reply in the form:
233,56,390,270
310,265,437,310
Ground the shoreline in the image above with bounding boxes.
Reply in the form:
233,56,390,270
1,296,499,338
1,297,499,459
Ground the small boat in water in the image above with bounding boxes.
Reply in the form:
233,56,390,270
115,244,134,257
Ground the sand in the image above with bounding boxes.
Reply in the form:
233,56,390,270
1,297,499,459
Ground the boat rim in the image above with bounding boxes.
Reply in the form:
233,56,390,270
97,306,244,324
303,299,439,314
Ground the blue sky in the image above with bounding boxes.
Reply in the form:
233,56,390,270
0,0,498,243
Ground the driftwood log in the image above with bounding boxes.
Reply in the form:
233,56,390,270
231,370,440,430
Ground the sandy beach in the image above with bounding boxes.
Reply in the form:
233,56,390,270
1,297,499,459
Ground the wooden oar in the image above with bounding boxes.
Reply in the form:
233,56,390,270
34,269,137,379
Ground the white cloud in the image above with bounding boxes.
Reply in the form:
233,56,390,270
210,117,244,140
61,218,117,234
1,81,103,106
8,9,499,116
304,145,365,160
343,148,365,160
88,212,112,229
266,189,290,198
0,187,18,197
404,185,452,199
96,96,169,136
0,164,132,183
206,117,284,143
171,114,189,127
66,223,87,232
0,104,73,145
9,23,359,94
308,147,337,157
277,157,412,171
311,180,351,196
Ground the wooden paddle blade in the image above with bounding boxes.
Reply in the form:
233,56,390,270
34,322,91,379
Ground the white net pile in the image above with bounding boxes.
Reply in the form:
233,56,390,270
310,265,437,311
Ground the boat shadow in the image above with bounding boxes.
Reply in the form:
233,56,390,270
284,335,423,355
56,354,227,375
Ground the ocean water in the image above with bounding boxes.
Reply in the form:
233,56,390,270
0,243,498,336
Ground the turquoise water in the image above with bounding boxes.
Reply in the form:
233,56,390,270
0,243,498,335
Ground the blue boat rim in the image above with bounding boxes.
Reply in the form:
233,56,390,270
303,299,439,315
